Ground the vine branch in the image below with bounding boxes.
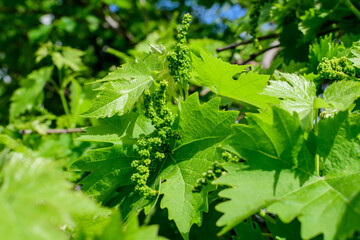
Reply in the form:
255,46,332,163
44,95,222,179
239,44,281,65
19,128,85,135
216,34,278,53
344,0,360,20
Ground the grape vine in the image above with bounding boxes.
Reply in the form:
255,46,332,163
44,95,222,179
6,1,360,239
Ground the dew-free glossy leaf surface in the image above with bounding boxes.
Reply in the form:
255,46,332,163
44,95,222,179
215,108,360,240
191,50,278,109
82,53,163,118
262,73,318,129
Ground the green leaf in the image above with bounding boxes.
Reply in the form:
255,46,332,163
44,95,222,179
309,34,348,72
262,73,319,129
71,145,136,203
71,112,154,202
350,40,360,68
214,108,360,240
189,201,226,240
299,7,329,43
81,53,163,118
9,67,53,121
0,134,32,155
234,218,266,240
323,80,360,115
155,93,238,239
96,211,167,240
0,153,105,240
77,112,154,145
52,47,86,71
316,111,360,174
191,50,278,109
266,217,303,240
267,173,360,240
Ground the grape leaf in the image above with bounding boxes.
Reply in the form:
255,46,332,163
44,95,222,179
323,80,360,115
191,50,278,109
299,7,329,43
263,75,360,123
153,93,238,239
74,93,238,239
0,153,105,240
71,145,136,203
266,217,303,240
316,111,360,174
52,47,86,71
71,112,154,203
214,108,360,240
96,211,167,240
350,40,360,68
189,201,226,240
309,34,348,72
77,112,154,145
9,67,53,121
81,53,163,118
262,73,319,129
234,218,266,240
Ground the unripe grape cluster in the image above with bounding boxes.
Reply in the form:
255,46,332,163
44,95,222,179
192,151,240,193
167,13,192,92
193,161,225,193
317,57,355,80
221,151,240,163
131,79,181,198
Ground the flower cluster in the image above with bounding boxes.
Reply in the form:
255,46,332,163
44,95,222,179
192,161,224,193
131,79,181,198
167,13,192,93
221,151,240,163
317,57,355,80
192,151,240,193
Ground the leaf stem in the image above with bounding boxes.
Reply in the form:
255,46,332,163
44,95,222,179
314,110,320,176
57,67,72,127
344,0,360,20
315,154,320,176
19,128,84,135
184,88,189,100
216,33,278,52
239,44,281,65
59,90,70,116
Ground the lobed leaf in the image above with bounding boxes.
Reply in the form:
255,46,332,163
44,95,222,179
0,153,105,240
71,145,136,203
71,112,154,202
323,80,360,114
155,93,238,239
9,67,53,121
191,50,278,109
262,73,319,129
82,53,163,118
215,108,360,240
